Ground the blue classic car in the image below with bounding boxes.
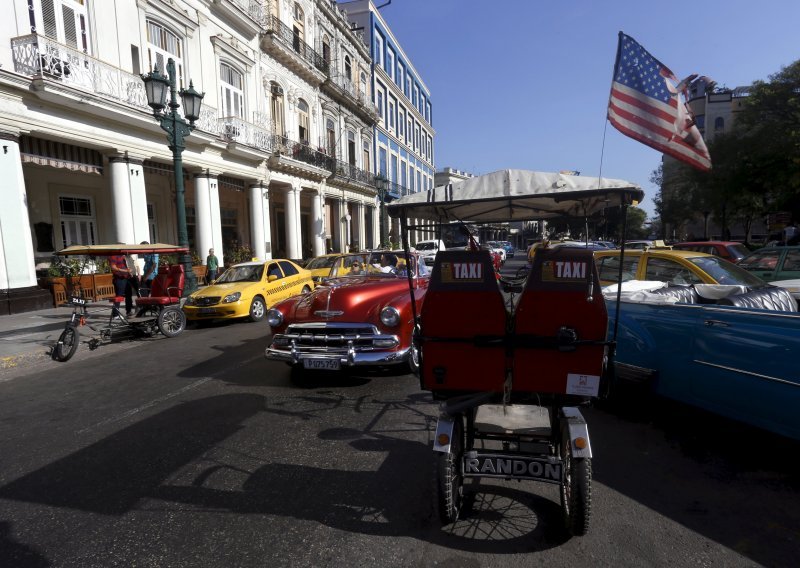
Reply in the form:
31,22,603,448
605,282,800,440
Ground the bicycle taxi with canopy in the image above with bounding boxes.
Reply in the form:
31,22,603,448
51,243,190,362
387,169,643,536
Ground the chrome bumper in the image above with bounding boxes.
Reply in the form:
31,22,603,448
265,344,410,367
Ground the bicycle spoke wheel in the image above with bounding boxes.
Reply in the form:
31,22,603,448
158,308,186,338
52,326,80,362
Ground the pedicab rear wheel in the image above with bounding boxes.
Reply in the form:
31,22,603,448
436,415,464,524
560,424,592,536
53,326,80,362
157,307,186,338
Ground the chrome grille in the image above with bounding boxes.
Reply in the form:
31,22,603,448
282,322,381,350
196,297,221,307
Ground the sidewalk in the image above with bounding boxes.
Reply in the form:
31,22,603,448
0,306,69,371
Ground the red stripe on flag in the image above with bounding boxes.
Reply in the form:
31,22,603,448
608,98,676,142
608,116,711,171
611,85,677,123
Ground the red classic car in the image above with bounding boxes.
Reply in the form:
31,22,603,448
265,251,429,380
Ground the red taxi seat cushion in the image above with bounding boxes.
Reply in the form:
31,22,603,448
420,250,507,393
137,264,185,307
512,248,608,395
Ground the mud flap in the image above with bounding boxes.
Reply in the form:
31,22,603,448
433,415,455,453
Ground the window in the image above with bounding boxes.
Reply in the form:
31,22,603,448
391,154,398,185
398,108,405,139
322,34,331,63
297,98,309,143
347,130,356,165
420,93,426,115
359,71,368,96
326,118,336,155
376,85,385,121
714,117,725,131
379,146,387,177
33,0,89,52
270,81,285,136
407,118,412,145
401,160,407,190
396,62,404,91
374,31,384,69
426,102,431,124
386,47,395,78
220,62,244,118
147,203,158,243
278,260,299,276
644,258,703,286
415,125,420,151
344,55,352,81
413,84,418,107
146,20,183,88
388,97,395,130
59,195,96,248
362,140,371,171
292,2,305,52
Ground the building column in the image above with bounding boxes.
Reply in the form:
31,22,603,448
309,188,325,257
284,183,302,259
0,132,51,313
355,201,366,252
109,156,148,244
337,198,347,253
194,173,223,267
248,182,272,261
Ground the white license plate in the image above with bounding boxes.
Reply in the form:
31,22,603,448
303,358,341,370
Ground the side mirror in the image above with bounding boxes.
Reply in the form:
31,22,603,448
268,274,278,282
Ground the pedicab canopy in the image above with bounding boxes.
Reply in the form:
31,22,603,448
56,243,190,256
386,169,644,223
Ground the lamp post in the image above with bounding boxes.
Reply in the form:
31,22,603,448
374,175,390,248
141,58,204,295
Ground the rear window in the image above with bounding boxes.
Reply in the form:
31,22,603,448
739,250,780,270
689,256,766,286
596,255,639,282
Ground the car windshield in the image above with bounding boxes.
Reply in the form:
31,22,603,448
727,244,751,261
217,265,264,283
415,242,437,251
688,256,767,286
305,256,337,269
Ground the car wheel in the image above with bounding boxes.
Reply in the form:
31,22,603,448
249,296,266,322
53,326,80,362
560,424,592,536
157,308,186,338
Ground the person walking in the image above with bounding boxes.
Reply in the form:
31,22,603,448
109,252,138,316
206,248,219,284
783,222,798,245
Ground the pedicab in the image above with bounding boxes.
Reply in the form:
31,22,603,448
51,243,189,362
386,169,643,536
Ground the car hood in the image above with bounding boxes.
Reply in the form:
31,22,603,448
282,276,422,323
191,282,253,297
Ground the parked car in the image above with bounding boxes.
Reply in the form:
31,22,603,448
605,281,800,440
737,245,800,282
594,249,767,288
183,260,313,323
499,241,515,258
671,241,750,263
265,251,429,381
412,239,446,265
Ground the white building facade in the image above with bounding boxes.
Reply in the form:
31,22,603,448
0,0,385,313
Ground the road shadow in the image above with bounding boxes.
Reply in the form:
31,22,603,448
0,521,49,568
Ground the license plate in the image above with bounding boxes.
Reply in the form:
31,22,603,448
71,297,87,305
199,308,216,314
463,452,562,483
303,358,341,370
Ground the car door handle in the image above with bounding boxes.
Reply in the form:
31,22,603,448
704,319,730,327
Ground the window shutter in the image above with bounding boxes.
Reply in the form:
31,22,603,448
42,0,57,39
62,4,77,48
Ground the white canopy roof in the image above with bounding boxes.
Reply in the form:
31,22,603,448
387,169,644,223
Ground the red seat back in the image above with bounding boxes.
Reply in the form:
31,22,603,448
419,250,507,393
512,247,608,396
137,264,184,306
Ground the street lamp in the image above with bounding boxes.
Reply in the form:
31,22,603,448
374,174,390,248
141,58,204,295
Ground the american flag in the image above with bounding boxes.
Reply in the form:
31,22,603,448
608,32,711,171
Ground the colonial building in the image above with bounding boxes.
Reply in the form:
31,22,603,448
342,0,435,245
0,0,409,314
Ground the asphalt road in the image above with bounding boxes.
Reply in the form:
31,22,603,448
0,268,798,567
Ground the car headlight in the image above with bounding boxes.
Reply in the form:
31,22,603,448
222,291,241,303
266,308,283,327
380,306,401,327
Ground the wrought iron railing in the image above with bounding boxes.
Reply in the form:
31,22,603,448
230,0,266,26
376,178,405,200
11,34,149,110
273,135,335,171
327,73,377,113
265,15,329,75
331,159,374,185
195,106,221,135
219,115,275,152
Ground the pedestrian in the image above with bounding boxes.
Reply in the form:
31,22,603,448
206,248,219,284
139,241,159,297
783,222,798,245
109,251,138,316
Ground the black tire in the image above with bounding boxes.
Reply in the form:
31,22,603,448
436,416,464,524
407,326,420,375
53,326,80,362
157,308,186,338
560,425,592,536
249,296,266,322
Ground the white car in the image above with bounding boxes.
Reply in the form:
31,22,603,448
412,239,447,264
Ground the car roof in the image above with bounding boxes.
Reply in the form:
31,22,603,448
673,241,742,247
595,249,714,259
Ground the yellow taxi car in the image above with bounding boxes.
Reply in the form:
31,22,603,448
183,259,314,322
594,249,767,287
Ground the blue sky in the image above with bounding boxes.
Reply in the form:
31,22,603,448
374,0,800,218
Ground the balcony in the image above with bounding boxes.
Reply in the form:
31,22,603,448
210,0,266,36
269,135,335,180
322,73,380,125
260,15,328,85
11,34,149,112
218,112,275,157
329,159,376,190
